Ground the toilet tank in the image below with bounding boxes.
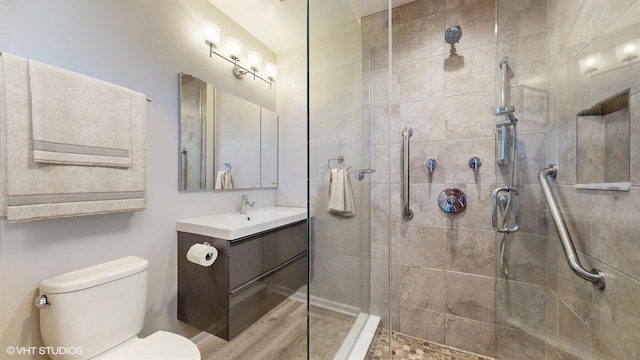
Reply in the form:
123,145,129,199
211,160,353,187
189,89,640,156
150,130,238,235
39,256,149,360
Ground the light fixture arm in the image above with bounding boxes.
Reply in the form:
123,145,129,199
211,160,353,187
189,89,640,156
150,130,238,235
206,41,274,88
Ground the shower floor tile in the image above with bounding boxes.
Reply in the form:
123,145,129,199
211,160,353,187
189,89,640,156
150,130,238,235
366,328,493,360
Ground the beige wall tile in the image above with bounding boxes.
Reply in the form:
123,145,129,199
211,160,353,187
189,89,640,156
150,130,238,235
446,228,495,276
589,260,640,359
501,232,547,285
498,32,548,87
397,12,446,63
445,271,495,323
398,304,446,344
497,326,547,360
558,300,592,360
445,44,496,96
371,221,390,261
393,0,445,25
631,92,640,186
400,55,446,102
446,184,495,231
496,280,547,335
445,315,496,357
400,98,446,142
445,90,496,139
392,264,447,312
392,224,447,269
497,0,547,41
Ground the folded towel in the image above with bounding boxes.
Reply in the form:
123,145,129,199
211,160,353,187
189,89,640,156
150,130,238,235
328,169,356,217
215,171,224,190
28,58,133,167
1,53,146,222
223,172,233,190
214,171,233,190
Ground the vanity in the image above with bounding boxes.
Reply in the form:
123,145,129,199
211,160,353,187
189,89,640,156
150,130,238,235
176,207,307,340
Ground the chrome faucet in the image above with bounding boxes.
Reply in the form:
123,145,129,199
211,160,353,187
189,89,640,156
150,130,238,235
240,195,255,214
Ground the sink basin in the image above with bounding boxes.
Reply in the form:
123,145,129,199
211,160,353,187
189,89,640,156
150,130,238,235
176,206,307,240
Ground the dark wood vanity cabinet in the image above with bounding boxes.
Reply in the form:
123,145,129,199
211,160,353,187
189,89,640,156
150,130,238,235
177,220,307,340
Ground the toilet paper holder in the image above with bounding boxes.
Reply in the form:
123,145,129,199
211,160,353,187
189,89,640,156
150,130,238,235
201,242,215,261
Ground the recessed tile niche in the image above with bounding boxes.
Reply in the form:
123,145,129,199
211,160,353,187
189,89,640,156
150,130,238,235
576,90,630,190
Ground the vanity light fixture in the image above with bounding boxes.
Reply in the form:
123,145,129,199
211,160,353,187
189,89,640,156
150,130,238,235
615,39,640,63
202,21,276,88
578,53,601,75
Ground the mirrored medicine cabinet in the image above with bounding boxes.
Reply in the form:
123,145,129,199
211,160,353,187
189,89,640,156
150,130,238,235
576,90,630,191
179,73,278,191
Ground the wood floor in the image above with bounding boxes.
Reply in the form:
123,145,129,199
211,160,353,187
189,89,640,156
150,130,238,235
198,299,356,360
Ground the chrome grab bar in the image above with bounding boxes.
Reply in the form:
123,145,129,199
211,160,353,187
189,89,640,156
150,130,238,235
539,165,605,289
402,127,413,220
491,186,520,234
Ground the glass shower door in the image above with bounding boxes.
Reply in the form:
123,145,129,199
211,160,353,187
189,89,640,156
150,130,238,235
307,0,391,359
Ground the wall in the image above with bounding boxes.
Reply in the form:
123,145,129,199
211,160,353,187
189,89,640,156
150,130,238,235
0,0,282,357
545,1,640,359
364,1,507,356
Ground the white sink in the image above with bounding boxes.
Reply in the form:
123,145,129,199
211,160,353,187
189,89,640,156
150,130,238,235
176,206,307,240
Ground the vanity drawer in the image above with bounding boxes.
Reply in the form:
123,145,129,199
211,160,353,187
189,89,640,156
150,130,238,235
228,220,306,290
228,254,306,339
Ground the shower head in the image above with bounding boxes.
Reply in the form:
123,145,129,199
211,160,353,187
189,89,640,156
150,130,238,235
445,25,462,44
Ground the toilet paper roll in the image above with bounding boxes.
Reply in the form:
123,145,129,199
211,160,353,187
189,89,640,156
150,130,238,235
186,243,218,267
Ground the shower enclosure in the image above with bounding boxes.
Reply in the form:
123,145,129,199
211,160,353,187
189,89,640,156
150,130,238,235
308,0,640,359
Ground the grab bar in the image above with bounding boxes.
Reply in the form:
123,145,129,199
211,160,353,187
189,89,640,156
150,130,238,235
402,127,413,220
538,165,605,289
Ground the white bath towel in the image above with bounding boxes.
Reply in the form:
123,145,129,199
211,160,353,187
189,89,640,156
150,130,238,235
328,169,356,217
28,58,133,167
223,172,233,190
214,171,233,190
1,52,146,222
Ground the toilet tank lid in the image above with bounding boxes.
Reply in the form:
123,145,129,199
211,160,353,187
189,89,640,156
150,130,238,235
40,256,149,294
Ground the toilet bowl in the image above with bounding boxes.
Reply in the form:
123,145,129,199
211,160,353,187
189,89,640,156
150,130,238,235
37,256,200,360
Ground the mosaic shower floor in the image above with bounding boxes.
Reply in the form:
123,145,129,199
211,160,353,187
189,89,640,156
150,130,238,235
366,328,493,360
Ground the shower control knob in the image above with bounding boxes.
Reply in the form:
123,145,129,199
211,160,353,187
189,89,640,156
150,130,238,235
438,188,466,213
426,159,438,173
469,157,481,172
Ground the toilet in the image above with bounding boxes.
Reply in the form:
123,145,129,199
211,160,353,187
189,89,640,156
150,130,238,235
37,256,201,360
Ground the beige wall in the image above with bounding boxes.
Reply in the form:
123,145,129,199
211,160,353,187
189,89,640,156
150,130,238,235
546,1,640,359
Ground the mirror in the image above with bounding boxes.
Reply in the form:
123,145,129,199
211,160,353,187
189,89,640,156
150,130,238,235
576,90,630,190
179,73,278,191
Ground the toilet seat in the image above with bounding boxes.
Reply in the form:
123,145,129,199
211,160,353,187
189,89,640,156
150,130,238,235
93,331,201,359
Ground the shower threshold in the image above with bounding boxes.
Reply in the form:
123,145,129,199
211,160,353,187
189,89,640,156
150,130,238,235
366,328,495,360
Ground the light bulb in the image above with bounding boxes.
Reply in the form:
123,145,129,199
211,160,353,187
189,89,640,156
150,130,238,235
247,51,262,71
201,21,220,48
615,39,640,62
265,62,278,80
226,37,243,60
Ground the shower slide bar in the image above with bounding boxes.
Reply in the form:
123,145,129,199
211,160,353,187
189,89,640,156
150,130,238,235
539,165,606,289
402,127,413,220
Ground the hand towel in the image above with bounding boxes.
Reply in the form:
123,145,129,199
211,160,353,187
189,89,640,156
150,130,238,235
328,169,356,217
215,171,224,190
223,172,233,190
28,58,133,167
2,53,146,222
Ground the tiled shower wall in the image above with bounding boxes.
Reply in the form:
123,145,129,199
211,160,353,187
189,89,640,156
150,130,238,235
545,1,640,359
363,0,522,357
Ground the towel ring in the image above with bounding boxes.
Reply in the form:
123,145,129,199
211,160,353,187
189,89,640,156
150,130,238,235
327,156,344,169
327,156,351,171
223,162,231,173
